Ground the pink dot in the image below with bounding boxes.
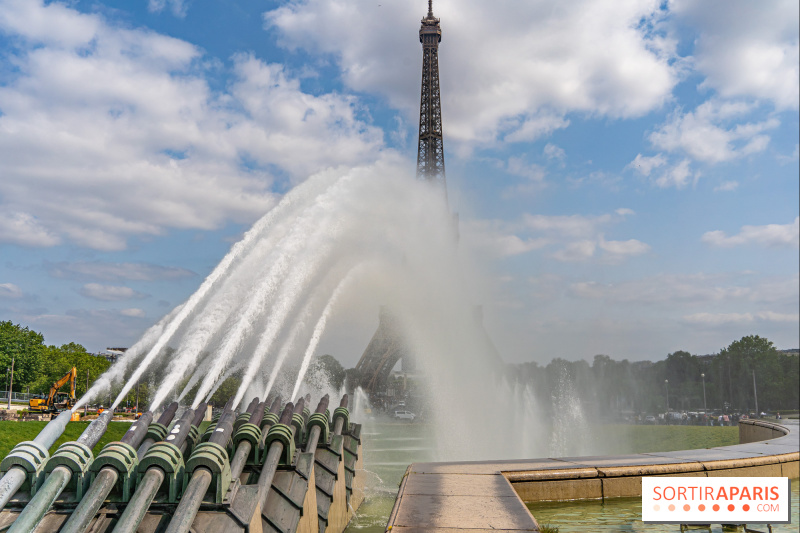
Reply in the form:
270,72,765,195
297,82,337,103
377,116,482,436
668,504,676,512
683,504,691,511
653,505,661,512
698,504,706,511
728,504,735,512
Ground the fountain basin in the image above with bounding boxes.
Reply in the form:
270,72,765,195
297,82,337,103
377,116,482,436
384,419,799,532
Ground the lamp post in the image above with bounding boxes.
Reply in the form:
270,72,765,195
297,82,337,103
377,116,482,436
664,379,670,424
7,357,14,409
701,373,707,425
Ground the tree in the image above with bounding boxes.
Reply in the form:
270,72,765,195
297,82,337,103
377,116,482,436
0,321,45,391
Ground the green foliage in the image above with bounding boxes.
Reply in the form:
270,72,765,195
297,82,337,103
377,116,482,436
0,321,111,401
208,376,242,407
0,320,45,389
508,335,799,416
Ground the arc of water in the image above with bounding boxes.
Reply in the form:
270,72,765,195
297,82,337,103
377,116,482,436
98,170,341,410
289,263,365,399
73,304,182,409
191,175,359,408
260,282,324,399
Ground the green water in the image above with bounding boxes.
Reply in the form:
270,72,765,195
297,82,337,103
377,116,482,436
529,481,799,532
344,422,797,533
345,419,434,532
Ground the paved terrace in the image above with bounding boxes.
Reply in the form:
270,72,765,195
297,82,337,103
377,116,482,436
384,419,799,532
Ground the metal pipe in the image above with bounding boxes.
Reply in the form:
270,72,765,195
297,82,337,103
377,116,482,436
8,410,115,533
333,394,348,435
60,412,155,533
304,395,330,454
191,401,208,428
121,411,154,447
257,396,283,450
110,467,165,533
59,468,118,533
256,403,295,512
163,469,212,533
0,410,73,511
112,407,197,533
8,466,71,533
163,404,236,533
137,401,179,459
229,401,266,479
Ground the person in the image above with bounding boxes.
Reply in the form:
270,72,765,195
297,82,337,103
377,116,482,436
777,412,781,419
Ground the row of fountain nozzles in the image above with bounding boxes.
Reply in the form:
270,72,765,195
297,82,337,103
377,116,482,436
0,393,350,533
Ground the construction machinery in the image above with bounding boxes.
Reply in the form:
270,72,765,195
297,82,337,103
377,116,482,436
28,367,77,414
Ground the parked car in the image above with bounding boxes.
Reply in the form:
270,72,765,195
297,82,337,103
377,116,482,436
644,415,656,424
394,410,416,421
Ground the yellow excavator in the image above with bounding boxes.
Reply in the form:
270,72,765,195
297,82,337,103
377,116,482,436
29,367,77,413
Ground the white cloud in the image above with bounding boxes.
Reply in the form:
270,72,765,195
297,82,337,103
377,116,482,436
522,213,614,238
0,212,61,247
654,159,695,189
702,217,800,248
650,99,780,163
671,0,799,110
681,311,799,327
504,156,547,194
0,283,23,299
120,308,147,318
148,0,188,18
598,236,650,257
47,261,196,282
569,273,797,312
714,181,739,192
460,220,549,258
543,143,566,162
464,209,647,262
0,0,385,250
551,240,596,262
79,283,148,301
628,153,667,176
265,0,677,147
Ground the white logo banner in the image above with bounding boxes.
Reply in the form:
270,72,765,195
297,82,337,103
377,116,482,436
642,477,791,524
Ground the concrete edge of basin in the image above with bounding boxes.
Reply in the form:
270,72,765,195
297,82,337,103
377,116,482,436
384,420,799,532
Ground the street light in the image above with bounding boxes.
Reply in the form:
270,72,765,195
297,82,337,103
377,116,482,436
664,379,670,424
701,373,707,425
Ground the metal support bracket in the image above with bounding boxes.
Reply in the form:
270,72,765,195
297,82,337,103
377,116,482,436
184,441,232,504
91,441,138,501
44,441,94,500
137,442,184,503
232,423,262,466
0,441,49,496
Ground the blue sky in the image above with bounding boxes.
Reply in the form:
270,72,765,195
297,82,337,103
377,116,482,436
0,0,797,365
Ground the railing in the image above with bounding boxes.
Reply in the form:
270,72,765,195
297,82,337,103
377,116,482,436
0,392,33,403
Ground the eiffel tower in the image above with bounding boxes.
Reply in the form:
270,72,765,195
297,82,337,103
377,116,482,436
416,0,446,188
353,1,448,397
